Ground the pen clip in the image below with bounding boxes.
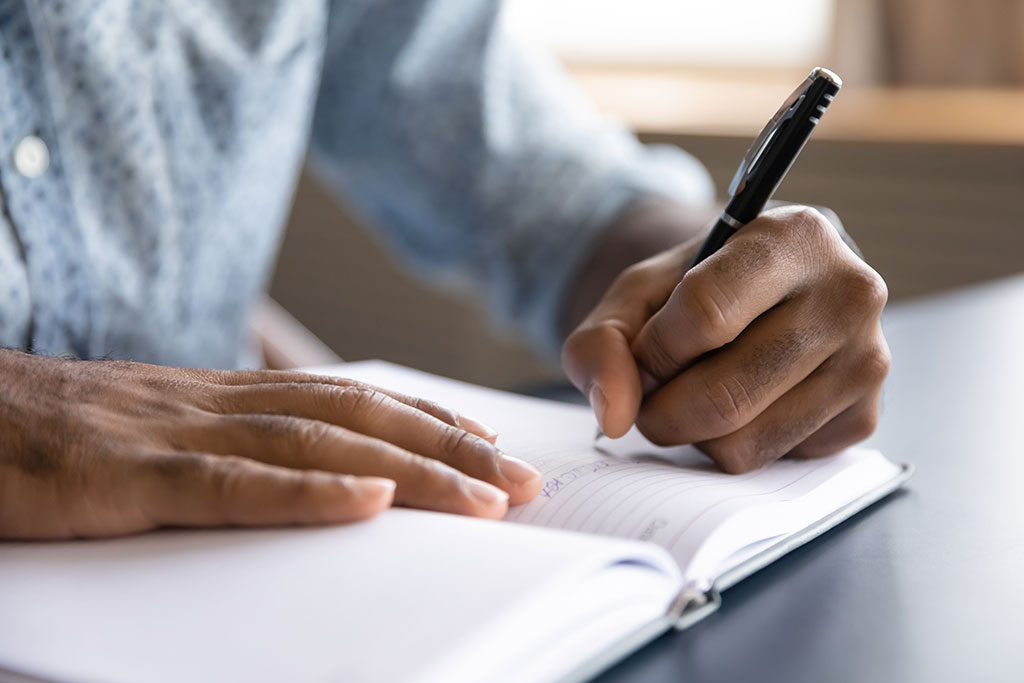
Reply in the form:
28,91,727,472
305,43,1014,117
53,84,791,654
727,74,814,197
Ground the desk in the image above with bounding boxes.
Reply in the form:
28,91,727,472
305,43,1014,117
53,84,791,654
595,275,1024,683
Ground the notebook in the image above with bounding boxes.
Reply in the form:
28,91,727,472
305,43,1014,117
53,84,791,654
0,361,911,683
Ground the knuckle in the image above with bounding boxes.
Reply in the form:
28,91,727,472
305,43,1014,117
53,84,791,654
812,205,842,230
413,397,458,425
404,451,461,492
334,384,389,418
568,320,617,352
243,413,296,438
825,403,880,448
699,437,759,474
192,385,234,414
147,450,210,483
281,471,317,512
638,321,682,380
842,265,889,317
292,418,333,454
860,343,892,385
203,456,255,519
185,367,226,385
795,205,831,231
614,257,659,292
634,411,683,448
678,277,735,349
435,425,475,458
787,206,834,246
593,320,627,349
201,454,242,499
616,261,645,286
561,326,589,363
562,322,622,388
243,414,332,454
297,382,340,413
776,206,841,264
847,406,880,442
699,374,756,435
757,406,826,459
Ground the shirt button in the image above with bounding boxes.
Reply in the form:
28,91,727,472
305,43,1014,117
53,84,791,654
13,135,50,179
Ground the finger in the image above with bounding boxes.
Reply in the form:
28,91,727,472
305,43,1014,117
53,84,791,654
184,415,512,518
138,451,395,528
561,248,688,437
636,297,845,447
692,342,889,473
198,383,540,502
561,320,643,438
789,387,885,460
631,207,839,385
192,369,499,443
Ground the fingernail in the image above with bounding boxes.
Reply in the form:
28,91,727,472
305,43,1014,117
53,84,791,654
458,414,499,442
354,477,396,500
466,478,509,507
589,385,606,429
498,455,541,486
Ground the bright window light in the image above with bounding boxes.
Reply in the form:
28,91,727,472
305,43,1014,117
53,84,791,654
502,0,835,68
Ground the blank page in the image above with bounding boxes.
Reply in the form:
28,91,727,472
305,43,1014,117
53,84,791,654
0,509,678,683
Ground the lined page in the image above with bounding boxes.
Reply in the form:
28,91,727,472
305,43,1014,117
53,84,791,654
511,433,899,582
324,362,901,582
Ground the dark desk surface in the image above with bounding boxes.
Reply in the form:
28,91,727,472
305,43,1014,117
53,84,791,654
596,275,1024,683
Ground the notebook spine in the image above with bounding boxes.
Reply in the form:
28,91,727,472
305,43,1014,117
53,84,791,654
668,584,722,630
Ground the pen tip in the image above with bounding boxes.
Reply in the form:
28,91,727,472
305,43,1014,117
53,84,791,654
594,427,605,442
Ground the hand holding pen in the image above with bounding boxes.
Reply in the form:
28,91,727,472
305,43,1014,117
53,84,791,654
562,68,892,473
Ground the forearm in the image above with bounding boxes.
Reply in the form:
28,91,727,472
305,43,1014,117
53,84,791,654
558,198,719,339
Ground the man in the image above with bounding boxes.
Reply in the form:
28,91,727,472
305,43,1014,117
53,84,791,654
0,1,888,539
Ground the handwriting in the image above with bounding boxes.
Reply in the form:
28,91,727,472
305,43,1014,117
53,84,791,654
637,518,668,542
539,460,611,499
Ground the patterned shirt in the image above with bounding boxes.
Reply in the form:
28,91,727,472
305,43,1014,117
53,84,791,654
0,0,713,368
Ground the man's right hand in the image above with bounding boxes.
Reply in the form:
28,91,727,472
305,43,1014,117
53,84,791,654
0,350,542,540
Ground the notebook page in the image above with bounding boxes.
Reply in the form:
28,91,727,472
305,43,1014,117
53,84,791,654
325,362,902,583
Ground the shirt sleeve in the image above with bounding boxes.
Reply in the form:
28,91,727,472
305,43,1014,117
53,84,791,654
308,0,715,357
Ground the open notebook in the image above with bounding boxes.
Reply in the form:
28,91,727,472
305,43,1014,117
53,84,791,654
0,361,911,683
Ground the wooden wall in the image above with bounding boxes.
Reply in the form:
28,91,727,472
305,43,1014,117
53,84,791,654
270,116,1023,389
648,134,1024,301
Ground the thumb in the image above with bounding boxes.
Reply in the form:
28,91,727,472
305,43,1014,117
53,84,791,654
562,319,643,438
562,239,702,438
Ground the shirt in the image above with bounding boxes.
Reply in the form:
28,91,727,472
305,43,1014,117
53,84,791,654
0,0,713,368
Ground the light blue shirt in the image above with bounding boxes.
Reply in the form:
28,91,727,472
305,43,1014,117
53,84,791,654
0,0,713,368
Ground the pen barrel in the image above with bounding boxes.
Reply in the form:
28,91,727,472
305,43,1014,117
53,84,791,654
690,217,738,268
727,75,840,225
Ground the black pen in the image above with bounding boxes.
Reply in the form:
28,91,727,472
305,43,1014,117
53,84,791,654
594,68,841,442
690,67,842,267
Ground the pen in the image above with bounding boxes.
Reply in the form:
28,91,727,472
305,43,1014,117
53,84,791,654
690,67,842,267
594,67,842,442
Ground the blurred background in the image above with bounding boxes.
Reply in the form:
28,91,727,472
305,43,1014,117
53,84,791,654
269,0,1024,388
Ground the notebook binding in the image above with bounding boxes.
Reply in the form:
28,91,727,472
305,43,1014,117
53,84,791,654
668,584,722,630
